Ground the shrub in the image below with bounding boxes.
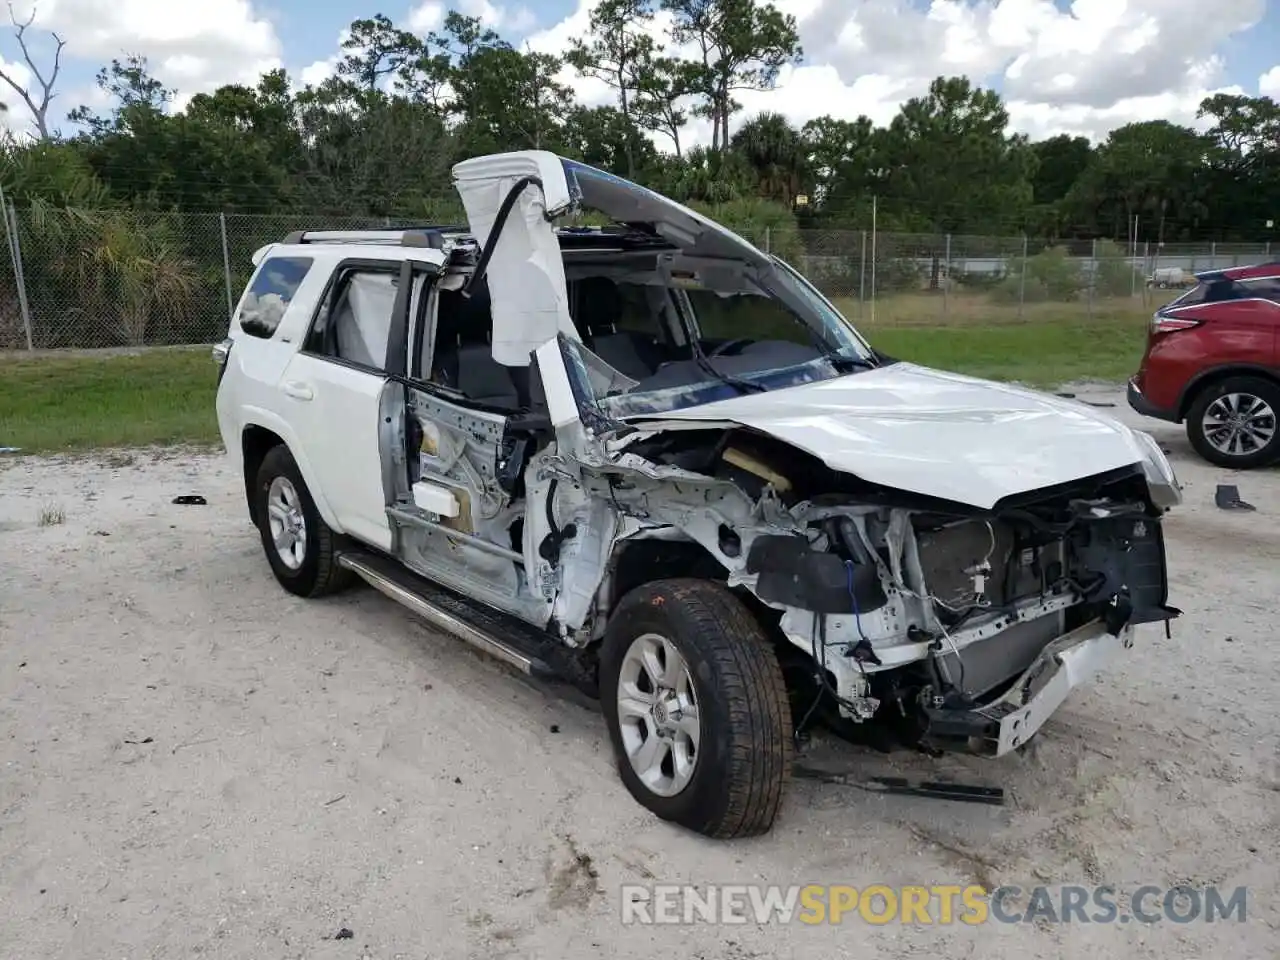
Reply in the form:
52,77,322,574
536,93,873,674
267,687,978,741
991,245,1082,303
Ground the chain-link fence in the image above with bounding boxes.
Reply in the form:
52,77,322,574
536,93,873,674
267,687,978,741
0,204,1274,350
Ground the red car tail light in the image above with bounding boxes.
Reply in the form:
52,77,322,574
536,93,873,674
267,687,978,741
1151,314,1202,334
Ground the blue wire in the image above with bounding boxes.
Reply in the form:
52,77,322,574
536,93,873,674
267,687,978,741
845,560,870,643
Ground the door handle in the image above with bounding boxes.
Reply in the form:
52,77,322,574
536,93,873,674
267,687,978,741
282,380,314,401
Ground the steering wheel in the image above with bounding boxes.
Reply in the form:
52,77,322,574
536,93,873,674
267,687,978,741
707,338,752,358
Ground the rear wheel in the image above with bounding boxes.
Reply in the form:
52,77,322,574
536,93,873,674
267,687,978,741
1185,375,1280,469
253,444,354,597
599,579,793,839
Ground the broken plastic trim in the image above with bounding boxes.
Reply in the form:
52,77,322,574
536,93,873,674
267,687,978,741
462,175,547,299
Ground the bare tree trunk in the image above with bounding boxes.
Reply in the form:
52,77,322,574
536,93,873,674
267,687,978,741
0,4,66,140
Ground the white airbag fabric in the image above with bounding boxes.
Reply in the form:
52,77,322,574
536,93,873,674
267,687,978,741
457,175,579,367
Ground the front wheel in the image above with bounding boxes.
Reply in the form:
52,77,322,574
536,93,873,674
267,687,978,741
1185,376,1280,469
600,579,793,839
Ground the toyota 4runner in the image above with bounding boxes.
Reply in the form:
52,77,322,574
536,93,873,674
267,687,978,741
215,150,1182,839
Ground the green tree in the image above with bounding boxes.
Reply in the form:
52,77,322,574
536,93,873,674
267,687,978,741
561,105,657,176
565,0,657,177
1065,120,1211,243
801,115,879,222
1196,94,1280,241
730,111,806,206
877,76,1034,234
634,58,694,158
661,0,801,152
337,15,424,93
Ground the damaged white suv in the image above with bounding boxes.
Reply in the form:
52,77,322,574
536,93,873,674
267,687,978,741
215,151,1182,839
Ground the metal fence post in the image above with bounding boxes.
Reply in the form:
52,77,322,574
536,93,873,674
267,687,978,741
869,197,878,325
3,197,34,351
220,212,235,322
943,233,951,318
1088,238,1097,318
1143,240,1150,304
1018,235,1028,320
1210,240,1217,270
858,230,866,308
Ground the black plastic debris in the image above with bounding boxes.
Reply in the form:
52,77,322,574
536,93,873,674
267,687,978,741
549,724,561,734
794,764,1005,806
1215,484,1256,511
1055,392,1076,399
332,928,354,940
172,495,207,506
124,737,154,745
1082,400,1116,408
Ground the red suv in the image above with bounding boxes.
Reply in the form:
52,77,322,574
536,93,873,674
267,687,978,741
1128,261,1280,468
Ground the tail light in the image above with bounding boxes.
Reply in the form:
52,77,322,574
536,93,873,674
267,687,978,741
1151,313,1202,334
212,337,233,384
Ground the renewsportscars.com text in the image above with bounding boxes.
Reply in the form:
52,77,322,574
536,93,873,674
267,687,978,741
620,883,1248,926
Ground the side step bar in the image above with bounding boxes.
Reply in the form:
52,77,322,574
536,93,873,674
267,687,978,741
337,551,558,679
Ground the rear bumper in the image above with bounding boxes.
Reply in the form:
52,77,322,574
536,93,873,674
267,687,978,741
922,620,1130,757
1127,376,1178,422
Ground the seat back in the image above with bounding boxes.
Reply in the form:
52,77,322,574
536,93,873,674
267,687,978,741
572,276,664,380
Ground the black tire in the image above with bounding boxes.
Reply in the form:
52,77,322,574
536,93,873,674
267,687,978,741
253,444,355,597
1185,375,1280,469
600,579,793,839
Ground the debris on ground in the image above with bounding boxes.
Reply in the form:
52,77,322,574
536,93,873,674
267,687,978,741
331,927,354,940
793,764,1005,806
1214,484,1256,511
171,495,207,506
123,737,154,745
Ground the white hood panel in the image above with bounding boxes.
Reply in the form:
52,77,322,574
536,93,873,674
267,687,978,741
628,363,1149,509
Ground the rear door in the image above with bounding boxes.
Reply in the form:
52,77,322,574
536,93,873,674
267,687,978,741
280,259,420,550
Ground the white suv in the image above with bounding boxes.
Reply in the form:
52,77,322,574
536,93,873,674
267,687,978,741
215,150,1182,838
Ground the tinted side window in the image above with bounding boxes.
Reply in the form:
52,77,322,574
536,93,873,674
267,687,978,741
1173,279,1243,308
239,256,314,338
1243,278,1280,304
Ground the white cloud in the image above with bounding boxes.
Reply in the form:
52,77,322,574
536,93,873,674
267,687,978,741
0,56,34,132
18,0,281,103
1261,66,1280,99
415,0,535,37
530,0,1267,148
408,2,445,34
297,30,349,91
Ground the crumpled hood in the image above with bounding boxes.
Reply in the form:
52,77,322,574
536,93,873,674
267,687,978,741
625,363,1150,509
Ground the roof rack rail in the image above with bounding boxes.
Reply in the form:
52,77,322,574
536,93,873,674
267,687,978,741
280,225,469,249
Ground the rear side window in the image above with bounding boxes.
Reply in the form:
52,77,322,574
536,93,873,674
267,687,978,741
1170,279,1242,308
239,256,315,338
1241,278,1280,304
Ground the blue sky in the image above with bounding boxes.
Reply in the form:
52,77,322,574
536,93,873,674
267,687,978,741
0,0,1276,143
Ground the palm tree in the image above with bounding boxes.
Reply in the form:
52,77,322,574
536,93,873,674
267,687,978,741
730,112,808,207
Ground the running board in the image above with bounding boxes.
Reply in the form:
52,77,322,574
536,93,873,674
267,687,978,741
337,551,560,679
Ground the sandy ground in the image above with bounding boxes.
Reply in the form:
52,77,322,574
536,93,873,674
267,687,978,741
1,384,1278,959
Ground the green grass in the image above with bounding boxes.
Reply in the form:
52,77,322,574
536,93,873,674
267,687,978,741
0,303,1148,453
870,316,1146,387
0,347,220,453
